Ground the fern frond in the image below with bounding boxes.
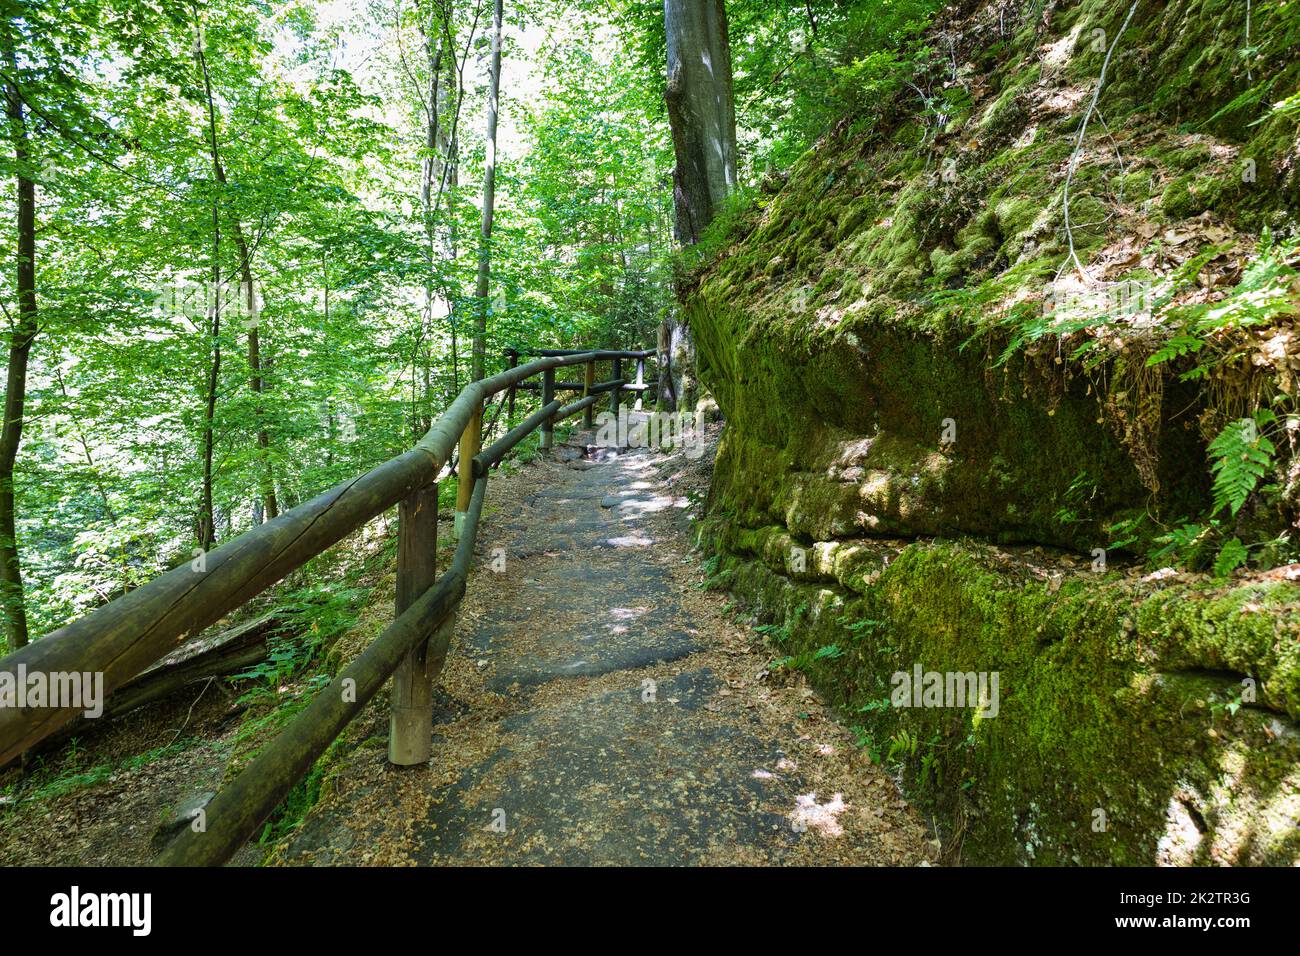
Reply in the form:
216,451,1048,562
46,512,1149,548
1208,418,1276,516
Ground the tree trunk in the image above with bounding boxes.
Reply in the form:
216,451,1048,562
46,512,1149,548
472,0,503,383
195,24,222,554
239,248,277,523
0,52,36,651
445,32,461,399
417,11,444,435
664,0,738,244
196,24,276,523
198,204,221,555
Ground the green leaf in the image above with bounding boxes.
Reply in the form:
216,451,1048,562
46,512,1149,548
1213,537,1249,578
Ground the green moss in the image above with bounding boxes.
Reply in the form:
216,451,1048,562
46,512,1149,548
702,525,1300,865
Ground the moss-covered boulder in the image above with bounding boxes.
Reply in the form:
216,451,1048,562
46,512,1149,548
700,519,1300,864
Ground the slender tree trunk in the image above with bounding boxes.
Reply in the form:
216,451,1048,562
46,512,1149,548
664,0,738,244
238,248,277,522
446,31,461,398
0,54,35,650
196,24,276,523
472,0,503,383
416,9,444,435
198,204,221,555
195,23,223,553
196,27,275,525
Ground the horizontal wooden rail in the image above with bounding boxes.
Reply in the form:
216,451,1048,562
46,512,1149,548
0,351,609,765
513,378,624,395
472,399,563,476
155,477,489,867
507,347,654,359
556,393,600,421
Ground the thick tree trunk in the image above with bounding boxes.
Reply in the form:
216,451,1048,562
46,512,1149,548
472,0,503,383
12,612,282,768
664,0,738,244
0,56,35,651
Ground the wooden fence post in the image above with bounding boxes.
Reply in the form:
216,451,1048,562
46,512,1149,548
454,403,482,539
541,367,556,450
389,482,438,765
611,357,623,446
505,348,518,424
583,360,595,428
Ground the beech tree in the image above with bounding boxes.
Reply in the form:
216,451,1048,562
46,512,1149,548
663,0,737,244
0,30,36,649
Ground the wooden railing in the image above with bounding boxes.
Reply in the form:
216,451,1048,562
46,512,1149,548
0,346,656,865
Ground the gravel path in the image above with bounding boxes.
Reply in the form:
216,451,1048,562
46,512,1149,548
278,426,932,866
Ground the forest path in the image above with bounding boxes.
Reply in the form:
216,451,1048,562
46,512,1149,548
278,423,932,866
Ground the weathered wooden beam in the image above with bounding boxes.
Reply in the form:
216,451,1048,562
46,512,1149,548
540,368,556,451
472,399,562,477
510,381,585,391
389,483,437,766
453,404,482,539
583,360,595,428
509,348,654,359
97,613,277,716
14,615,278,767
558,394,599,422
611,357,623,441
155,477,489,867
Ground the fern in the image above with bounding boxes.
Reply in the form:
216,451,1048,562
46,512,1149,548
1150,522,1211,566
1253,89,1300,125
1213,537,1249,577
1145,334,1205,368
1207,413,1277,516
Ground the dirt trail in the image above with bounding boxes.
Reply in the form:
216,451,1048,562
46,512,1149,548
279,424,932,866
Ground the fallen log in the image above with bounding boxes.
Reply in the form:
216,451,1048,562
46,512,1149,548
5,613,281,770
105,612,280,716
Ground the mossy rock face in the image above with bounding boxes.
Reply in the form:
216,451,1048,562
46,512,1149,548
684,0,1300,864
685,0,1300,552
693,292,1213,551
700,518,1300,865
688,0,1300,536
